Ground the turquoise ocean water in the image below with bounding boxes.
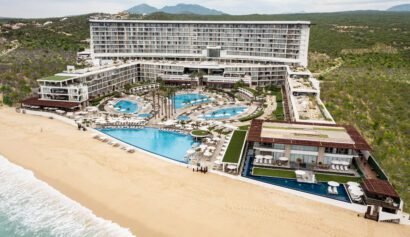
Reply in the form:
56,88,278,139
0,155,136,237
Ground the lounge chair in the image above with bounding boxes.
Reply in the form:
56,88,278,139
331,164,336,170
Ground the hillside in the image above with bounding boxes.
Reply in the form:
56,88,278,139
387,4,410,12
127,3,226,15
0,11,409,210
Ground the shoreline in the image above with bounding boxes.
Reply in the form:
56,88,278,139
0,107,409,237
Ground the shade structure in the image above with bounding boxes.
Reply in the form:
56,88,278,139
227,164,237,170
350,189,364,197
263,155,273,159
347,181,360,187
214,160,222,165
208,146,216,150
331,160,341,165
340,161,350,166
212,137,221,141
295,170,306,176
348,185,362,191
186,149,196,155
199,144,208,149
278,157,289,161
255,155,264,159
204,152,212,157
328,181,340,187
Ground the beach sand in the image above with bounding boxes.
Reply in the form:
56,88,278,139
0,107,409,237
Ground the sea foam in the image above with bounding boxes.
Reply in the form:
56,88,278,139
0,155,136,237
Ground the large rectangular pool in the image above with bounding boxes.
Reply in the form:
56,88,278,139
98,127,196,163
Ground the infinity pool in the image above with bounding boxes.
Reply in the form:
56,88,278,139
98,127,195,163
114,100,138,114
202,106,247,120
243,156,351,202
174,93,210,109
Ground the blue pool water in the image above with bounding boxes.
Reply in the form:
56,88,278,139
177,115,191,121
114,100,138,114
243,156,351,203
202,106,247,120
98,128,195,163
137,113,152,118
174,93,210,109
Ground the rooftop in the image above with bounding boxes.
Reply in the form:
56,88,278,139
90,19,311,25
38,75,73,81
248,120,372,150
362,179,400,199
261,122,354,144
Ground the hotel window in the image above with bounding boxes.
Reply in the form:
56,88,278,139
273,144,285,150
290,154,317,163
291,145,318,152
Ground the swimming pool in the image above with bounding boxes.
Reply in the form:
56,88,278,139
114,100,138,114
98,127,195,163
177,115,191,121
202,106,247,120
242,155,351,202
174,93,210,109
137,113,152,118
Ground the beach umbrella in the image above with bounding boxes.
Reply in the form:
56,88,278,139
348,185,362,191
204,151,212,157
331,160,341,165
350,189,364,197
295,170,306,176
227,164,237,170
212,137,221,141
347,181,360,187
214,160,222,165
278,157,288,161
263,155,273,159
328,181,340,187
255,155,264,159
340,161,350,166
186,149,196,155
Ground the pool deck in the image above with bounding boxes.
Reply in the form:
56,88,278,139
21,109,371,216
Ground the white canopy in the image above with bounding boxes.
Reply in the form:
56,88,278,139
214,160,222,165
340,161,350,166
278,157,289,161
255,155,264,159
347,181,360,187
186,149,196,155
348,185,362,191
350,189,364,196
295,170,306,176
227,164,237,170
263,155,273,159
212,137,221,141
199,144,208,149
331,160,341,165
328,181,340,187
204,152,213,157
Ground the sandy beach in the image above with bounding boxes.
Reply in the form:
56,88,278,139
0,107,408,237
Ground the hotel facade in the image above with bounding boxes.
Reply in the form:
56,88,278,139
24,19,314,109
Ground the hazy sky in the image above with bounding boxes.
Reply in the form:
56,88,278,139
0,0,408,18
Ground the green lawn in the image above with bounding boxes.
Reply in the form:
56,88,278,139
315,173,362,183
252,167,296,179
222,130,247,163
238,125,250,131
38,75,73,81
191,130,210,136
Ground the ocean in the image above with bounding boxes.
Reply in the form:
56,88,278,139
0,155,136,237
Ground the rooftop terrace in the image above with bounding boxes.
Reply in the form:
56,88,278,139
248,120,372,150
38,75,73,81
261,122,354,144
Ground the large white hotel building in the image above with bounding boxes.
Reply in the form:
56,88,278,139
25,19,320,116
